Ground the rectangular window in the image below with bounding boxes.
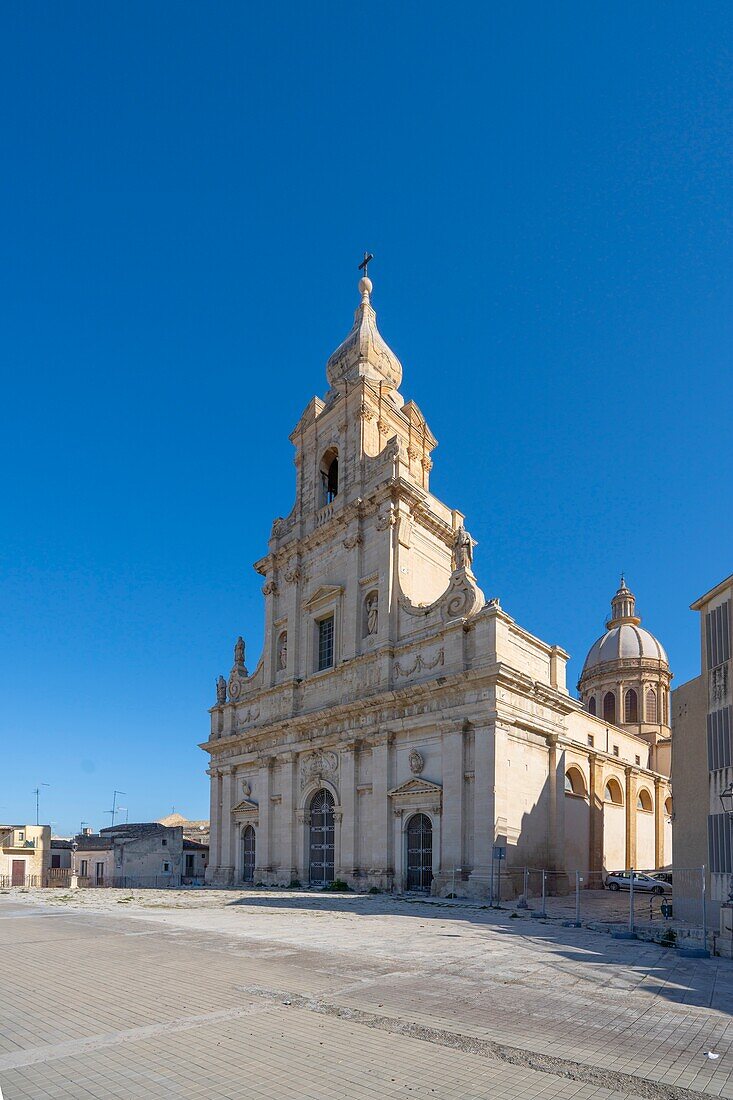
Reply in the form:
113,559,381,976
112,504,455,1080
613,745,619,757
635,755,640,765
709,812,733,873
80,859,88,877
317,616,334,671
706,706,733,770
163,862,171,873
587,735,594,747
51,854,61,869
18,831,24,842
162,837,167,846
706,601,731,670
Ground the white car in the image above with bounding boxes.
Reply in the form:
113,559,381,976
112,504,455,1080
605,871,671,895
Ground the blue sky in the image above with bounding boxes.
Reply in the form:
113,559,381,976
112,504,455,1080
1,3,731,835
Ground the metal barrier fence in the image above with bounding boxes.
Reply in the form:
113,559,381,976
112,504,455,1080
480,863,711,948
0,874,206,890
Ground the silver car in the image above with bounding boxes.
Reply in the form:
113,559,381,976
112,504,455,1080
605,871,671,895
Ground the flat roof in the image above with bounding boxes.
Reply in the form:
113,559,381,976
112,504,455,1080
691,572,733,611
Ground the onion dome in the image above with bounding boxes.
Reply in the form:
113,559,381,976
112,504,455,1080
581,577,668,674
326,275,403,403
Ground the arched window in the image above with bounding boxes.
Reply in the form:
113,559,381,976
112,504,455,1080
564,767,587,797
308,789,335,885
636,788,653,812
662,689,668,724
665,796,673,816
319,448,339,506
242,825,256,882
588,696,597,716
646,687,658,723
603,691,616,724
624,689,638,723
604,777,623,805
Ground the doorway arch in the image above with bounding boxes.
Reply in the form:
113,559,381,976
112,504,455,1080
242,825,256,883
406,813,433,892
309,789,335,885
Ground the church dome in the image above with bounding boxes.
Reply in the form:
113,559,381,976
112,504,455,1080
325,272,403,402
582,623,668,673
580,577,669,675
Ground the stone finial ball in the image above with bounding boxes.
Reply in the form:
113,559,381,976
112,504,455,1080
359,276,372,296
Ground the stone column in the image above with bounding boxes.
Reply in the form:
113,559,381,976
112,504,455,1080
219,767,235,884
625,766,637,869
588,753,605,877
654,777,665,869
279,752,297,883
441,721,465,876
256,757,273,878
370,733,392,875
339,741,359,879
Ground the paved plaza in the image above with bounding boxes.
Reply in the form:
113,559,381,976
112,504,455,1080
1,889,733,1099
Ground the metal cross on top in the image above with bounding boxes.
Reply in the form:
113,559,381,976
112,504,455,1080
358,251,374,277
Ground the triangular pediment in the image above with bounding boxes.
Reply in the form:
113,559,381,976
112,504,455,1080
302,584,344,611
388,778,442,798
231,798,259,816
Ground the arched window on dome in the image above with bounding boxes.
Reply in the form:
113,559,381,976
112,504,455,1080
588,696,596,716
603,691,616,725
661,689,668,725
624,689,638,723
319,448,339,507
646,687,658,723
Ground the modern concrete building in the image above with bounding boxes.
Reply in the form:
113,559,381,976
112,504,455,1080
672,573,732,922
0,825,50,886
202,271,671,895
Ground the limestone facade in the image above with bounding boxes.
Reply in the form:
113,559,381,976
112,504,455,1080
202,274,671,894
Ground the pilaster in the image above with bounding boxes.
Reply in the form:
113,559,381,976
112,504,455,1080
654,777,665,869
338,741,359,877
370,732,392,873
279,752,297,881
625,766,637,869
440,721,465,873
255,756,274,876
588,753,605,875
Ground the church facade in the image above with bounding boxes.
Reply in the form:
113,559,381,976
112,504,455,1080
202,272,671,894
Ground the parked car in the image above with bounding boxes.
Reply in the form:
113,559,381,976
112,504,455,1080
605,871,671,895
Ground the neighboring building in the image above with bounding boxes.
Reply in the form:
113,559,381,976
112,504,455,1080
577,578,673,777
673,573,732,920
183,839,208,882
65,822,206,887
202,270,671,894
157,813,210,847
74,830,115,886
0,825,50,886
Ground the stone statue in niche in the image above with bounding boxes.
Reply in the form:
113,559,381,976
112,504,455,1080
366,592,379,636
234,636,246,667
278,631,288,670
453,526,474,570
216,675,227,706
